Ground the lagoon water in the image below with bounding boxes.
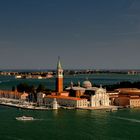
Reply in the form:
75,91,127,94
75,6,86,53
0,73,140,90
0,106,140,140
1,73,140,140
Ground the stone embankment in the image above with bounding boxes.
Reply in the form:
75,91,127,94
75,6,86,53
0,98,51,110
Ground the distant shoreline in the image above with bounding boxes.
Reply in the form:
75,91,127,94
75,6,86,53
1,69,140,78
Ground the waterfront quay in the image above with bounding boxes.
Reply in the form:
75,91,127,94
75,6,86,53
77,106,120,110
0,97,121,111
0,98,51,110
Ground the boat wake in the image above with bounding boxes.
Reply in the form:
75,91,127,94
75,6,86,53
2,80,10,83
5,136,23,140
0,80,10,83
112,116,140,123
34,119,44,121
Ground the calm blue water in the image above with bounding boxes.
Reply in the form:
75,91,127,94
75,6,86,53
0,74,140,90
0,106,140,140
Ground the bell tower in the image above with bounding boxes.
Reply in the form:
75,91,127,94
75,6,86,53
56,57,63,93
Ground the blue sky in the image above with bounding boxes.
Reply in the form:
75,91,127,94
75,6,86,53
0,0,140,69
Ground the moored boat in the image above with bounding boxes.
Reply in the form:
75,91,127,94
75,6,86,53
106,108,118,112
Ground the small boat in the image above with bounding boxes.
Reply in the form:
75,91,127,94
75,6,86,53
16,116,34,121
106,108,118,112
111,108,118,111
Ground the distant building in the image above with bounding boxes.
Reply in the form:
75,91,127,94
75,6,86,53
20,92,29,101
0,90,21,99
37,92,45,106
130,97,140,107
111,88,140,107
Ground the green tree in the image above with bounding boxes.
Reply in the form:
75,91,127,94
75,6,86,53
17,82,30,92
36,84,46,93
12,86,16,91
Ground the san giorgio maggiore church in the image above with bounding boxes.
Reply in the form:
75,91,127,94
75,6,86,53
43,58,110,108
66,80,110,107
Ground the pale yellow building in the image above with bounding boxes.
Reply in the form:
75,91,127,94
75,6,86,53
130,97,140,107
20,92,29,101
112,88,140,107
44,95,88,108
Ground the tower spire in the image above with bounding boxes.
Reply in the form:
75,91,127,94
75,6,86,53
57,56,62,69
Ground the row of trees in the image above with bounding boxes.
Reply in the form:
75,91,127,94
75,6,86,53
12,83,52,101
16,83,47,93
104,81,140,91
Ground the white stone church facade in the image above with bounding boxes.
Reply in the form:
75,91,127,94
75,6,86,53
90,87,110,107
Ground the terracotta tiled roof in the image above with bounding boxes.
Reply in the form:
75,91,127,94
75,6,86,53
0,90,22,96
130,97,140,99
116,88,140,92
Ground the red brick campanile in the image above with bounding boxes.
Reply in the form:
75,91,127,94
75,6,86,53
56,57,63,93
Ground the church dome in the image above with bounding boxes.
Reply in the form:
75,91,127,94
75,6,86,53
82,80,92,88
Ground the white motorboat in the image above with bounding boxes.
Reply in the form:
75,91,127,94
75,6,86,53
106,108,118,112
16,116,34,121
